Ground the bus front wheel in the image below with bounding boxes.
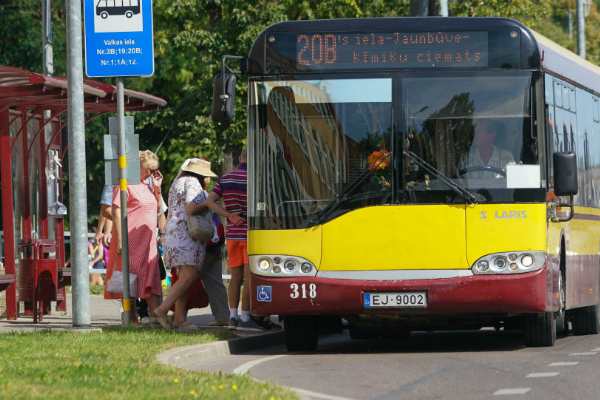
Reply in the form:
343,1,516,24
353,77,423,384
125,11,134,18
571,305,600,335
100,11,109,19
524,312,556,347
284,316,318,352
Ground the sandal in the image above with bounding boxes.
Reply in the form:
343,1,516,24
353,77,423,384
151,310,171,330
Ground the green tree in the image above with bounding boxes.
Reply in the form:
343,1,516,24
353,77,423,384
450,0,553,29
2,0,600,224
0,1,66,74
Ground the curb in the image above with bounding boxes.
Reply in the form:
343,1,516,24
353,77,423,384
156,330,285,369
0,326,104,334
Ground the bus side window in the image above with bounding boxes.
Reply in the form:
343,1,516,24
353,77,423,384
563,85,570,110
555,81,562,108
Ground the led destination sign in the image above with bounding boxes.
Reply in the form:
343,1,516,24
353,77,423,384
295,31,489,69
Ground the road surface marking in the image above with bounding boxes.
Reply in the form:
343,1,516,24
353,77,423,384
493,388,531,396
526,372,559,378
569,352,597,356
592,348,600,352
549,361,579,366
233,354,287,375
289,386,357,400
233,356,357,400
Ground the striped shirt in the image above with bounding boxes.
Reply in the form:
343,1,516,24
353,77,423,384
212,164,247,240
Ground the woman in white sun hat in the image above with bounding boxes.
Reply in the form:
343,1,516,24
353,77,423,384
153,158,218,330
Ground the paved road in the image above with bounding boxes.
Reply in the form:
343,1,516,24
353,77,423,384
186,329,600,400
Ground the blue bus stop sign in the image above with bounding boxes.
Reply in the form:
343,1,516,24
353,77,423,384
83,0,154,77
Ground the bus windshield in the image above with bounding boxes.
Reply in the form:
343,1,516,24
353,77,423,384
249,73,542,229
402,73,538,202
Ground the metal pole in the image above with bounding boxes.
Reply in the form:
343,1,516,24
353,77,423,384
66,0,90,327
42,0,54,76
42,0,56,241
116,79,132,325
440,0,448,17
577,0,586,58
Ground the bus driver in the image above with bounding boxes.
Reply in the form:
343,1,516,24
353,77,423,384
459,119,515,179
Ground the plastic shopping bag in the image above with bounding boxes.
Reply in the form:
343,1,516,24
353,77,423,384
106,270,138,296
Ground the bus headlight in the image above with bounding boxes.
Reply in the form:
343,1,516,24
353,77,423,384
521,254,534,267
472,251,546,275
301,262,313,274
476,260,489,272
250,255,317,277
284,259,297,273
492,256,508,271
258,258,272,272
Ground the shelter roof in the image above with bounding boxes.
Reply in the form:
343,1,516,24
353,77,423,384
0,65,166,115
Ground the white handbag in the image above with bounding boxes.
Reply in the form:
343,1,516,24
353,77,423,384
106,270,138,295
187,212,214,243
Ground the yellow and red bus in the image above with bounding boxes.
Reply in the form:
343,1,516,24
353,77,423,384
214,17,600,351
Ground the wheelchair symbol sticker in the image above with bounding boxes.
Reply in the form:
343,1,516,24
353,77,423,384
257,285,272,302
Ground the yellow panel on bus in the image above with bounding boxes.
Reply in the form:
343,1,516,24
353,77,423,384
565,207,600,255
465,203,547,265
320,205,468,270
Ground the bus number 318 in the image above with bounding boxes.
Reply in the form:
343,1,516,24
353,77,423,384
290,283,317,299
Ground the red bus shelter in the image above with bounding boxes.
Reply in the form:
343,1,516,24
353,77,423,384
0,65,166,321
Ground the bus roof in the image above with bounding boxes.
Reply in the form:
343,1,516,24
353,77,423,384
248,17,539,74
248,17,600,93
533,30,600,94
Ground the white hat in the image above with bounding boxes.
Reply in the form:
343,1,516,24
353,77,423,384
180,158,217,178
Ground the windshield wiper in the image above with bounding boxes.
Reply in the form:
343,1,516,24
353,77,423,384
404,150,483,204
308,151,391,226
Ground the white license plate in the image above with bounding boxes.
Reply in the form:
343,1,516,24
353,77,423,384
363,292,427,308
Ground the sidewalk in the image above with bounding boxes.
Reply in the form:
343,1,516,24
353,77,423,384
0,294,219,333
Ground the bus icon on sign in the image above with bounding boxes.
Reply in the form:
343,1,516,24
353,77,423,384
93,0,143,33
96,0,141,19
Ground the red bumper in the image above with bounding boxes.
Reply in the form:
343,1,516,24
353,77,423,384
250,266,554,316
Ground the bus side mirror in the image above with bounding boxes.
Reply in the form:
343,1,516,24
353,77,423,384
211,69,237,128
553,152,578,196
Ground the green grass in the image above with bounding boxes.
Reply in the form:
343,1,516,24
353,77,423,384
0,328,297,400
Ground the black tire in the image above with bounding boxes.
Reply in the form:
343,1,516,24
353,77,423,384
284,316,318,352
100,11,109,19
524,312,556,347
125,11,133,18
503,317,522,331
556,272,567,336
571,305,600,335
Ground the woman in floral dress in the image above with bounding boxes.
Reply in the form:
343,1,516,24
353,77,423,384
153,158,217,329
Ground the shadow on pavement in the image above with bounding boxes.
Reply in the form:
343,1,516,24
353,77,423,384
246,329,527,356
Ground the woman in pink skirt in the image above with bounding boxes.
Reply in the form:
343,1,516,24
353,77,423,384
105,151,163,319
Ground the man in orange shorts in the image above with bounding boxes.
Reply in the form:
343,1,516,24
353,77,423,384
203,149,261,329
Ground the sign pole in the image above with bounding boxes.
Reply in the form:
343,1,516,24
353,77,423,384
116,78,132,325
83,0,155,325
66,0,90,327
